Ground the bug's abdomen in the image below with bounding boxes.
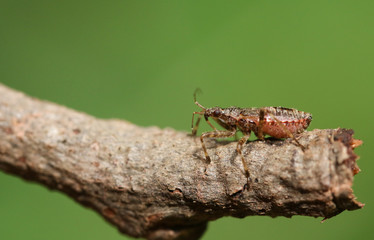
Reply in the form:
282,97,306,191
262,115,312,138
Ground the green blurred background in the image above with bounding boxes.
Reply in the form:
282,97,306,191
0,0,373,239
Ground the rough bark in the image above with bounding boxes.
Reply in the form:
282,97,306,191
0,84,363,240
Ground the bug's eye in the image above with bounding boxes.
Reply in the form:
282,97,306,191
213,109,221,117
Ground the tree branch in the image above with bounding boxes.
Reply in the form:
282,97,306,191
0,84,363,240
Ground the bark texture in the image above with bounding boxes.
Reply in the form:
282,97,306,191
0,84,363,240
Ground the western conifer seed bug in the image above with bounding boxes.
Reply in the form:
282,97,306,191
191,89,312,185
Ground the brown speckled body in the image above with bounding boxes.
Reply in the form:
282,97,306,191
210,106,312,139
192,92,312,186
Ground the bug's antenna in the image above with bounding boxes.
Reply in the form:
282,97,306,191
191,88,206,135
193,88,202,102
193,88,205,110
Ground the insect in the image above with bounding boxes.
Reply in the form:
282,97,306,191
191,90,312,184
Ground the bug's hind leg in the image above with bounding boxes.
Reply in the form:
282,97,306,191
256,109,266,140
264,110,306,151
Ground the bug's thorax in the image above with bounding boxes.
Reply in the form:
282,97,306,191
204,107,237,129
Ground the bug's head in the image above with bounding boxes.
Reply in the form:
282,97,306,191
205,107,223,119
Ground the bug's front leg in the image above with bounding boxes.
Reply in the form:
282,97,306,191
200,130,236,163
191,112,203,136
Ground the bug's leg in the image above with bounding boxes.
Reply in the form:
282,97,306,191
191,112,203,135
234,131,239,141
192,111,217,135
266,111,306,151
200,130,236,163
236,133,251,188
204,115,218,131
256,109,266,140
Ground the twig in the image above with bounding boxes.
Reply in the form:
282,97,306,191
0,84,363,240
